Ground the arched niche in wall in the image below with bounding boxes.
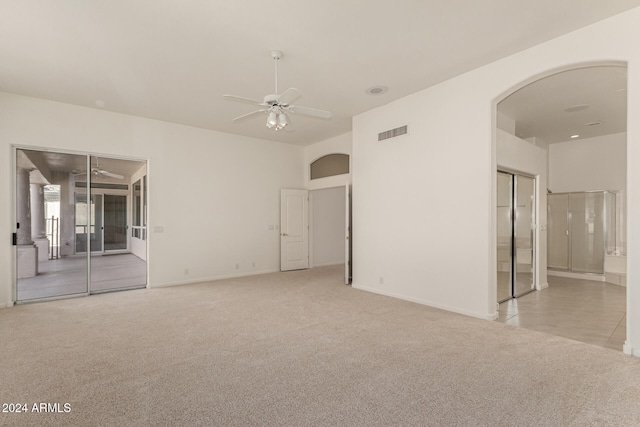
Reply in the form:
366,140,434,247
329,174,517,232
310,153,349,180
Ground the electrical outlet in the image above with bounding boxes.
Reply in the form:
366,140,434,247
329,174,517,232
184,268,189,275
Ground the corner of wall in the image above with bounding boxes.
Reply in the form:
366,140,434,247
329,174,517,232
536,282,549,291
623,341,636,357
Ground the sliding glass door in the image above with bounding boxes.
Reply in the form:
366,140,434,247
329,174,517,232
16,149,89,300
75,193,103,253
104,195,128,251
15,148,147,301
88,156,147,292
76,193,128,253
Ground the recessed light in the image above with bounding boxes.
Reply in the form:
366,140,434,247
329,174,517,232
564,104,590,113
570,134,580,139
586,121,601,127
366,85,388,96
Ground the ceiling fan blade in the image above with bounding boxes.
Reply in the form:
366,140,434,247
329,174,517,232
100,171,125,180
277,88,301,106
288,105,332,119
232,109,267,122
223,95,265,106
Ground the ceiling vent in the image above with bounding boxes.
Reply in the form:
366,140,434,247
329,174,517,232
378,125,408,141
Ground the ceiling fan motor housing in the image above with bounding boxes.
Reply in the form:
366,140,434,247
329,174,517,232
263,94,280,106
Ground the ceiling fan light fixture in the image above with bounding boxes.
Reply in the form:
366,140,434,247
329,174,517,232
266,111,278,128
276,112,288,129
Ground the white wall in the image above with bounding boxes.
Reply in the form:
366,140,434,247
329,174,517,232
496,128,548,292
0,92,304,306
310,187,346,267
549,132,626,193
352,7,640,355
496,111,516,134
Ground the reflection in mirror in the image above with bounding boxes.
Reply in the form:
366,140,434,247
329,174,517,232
496,172,513,302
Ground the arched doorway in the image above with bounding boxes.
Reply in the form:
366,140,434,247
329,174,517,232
494,63,628,350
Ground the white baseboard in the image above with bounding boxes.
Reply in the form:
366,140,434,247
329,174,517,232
152,268,280,288
605,272,627,287
536,282,549,290
352,282,490,320
311,262,344,268
487,311,499,321
547,269,605,282
623,341,637,357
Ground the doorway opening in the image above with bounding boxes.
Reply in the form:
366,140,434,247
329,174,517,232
494,63,628,350
15,148,147,302
309,186,352,284
280,185,352,285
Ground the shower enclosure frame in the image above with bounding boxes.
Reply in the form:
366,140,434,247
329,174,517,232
547,190,615,275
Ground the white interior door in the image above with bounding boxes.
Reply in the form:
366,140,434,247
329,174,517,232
280,189,309,271
345,185,351,284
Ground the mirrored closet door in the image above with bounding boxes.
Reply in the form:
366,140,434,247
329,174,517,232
497,171,536,303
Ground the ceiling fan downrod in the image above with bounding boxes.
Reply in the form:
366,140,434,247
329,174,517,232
271,50,282,95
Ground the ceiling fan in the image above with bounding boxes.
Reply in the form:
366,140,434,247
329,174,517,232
73,159,124,180
223,50,332,131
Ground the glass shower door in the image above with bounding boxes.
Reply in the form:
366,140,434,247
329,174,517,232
547,194,569,269
570,192,605,274
514,176,535,297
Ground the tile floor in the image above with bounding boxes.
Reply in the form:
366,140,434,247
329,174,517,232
497,274,626,351
17,253,147,301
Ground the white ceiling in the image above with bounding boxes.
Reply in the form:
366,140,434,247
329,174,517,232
499,66,628,145
1,1,639,146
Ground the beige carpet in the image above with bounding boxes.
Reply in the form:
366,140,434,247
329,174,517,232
2,265,640,426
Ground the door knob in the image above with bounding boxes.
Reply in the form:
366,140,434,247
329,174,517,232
281,233,288,237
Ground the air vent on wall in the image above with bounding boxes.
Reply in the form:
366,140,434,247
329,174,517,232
378,125,408,141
